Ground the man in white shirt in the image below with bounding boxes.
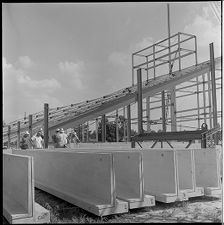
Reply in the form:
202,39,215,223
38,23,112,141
31,130,44,149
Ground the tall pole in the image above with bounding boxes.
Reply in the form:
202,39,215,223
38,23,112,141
29,114,33,138
8,125,11,149
116,110,119,142
162,91,166,132
96,118,98,142
209,43,218,129
137,68,143,134
44,103,49,148
127,105,131,142
167,3,171,74
102,115,106,142
17,121,20,149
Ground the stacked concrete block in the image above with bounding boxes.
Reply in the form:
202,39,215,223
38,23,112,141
193,148,222,196
3,153,50,224
50,148,155,209
11,149,128,216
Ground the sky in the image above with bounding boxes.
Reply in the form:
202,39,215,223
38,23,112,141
3,2,221,125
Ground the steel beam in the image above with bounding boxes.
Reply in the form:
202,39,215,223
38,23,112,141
146,96,151,132
127,105,131,142
44,103,49,148
95,118,98,142
17,121,20,149
196,77,200,129
8,125,11,148
202,74,207,124
137,69,143,134
29,114,33,138
162,91,166,132
101,115,106,142
116,110,119,142
207,72,213,129
210,43,218,129
170,87,177,132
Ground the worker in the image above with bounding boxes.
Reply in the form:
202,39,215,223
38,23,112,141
52,128,60,148
31,130,44,149
68,129,80,146
57,128,68,148
20,131,32,150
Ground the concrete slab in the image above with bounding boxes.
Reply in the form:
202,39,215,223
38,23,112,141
11,149,129,216
45,148,155,209
193,148,222,196
3,153,50,224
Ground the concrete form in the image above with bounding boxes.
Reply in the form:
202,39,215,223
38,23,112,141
193,148,222,196
11,149,128,216
3,153,50,224
45,148,155,209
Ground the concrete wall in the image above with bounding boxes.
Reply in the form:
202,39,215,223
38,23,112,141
12,150,115,206
41,148,143,201
3,153,34,221
176,149,194,191
142,149,177,195
193,148,221,188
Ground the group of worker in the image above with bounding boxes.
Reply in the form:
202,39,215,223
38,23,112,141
20,127,80,150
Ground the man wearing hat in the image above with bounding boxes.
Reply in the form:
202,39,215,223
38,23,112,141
31,130,44,149
20,131,32,150
52,128,60,148
57,128,68,148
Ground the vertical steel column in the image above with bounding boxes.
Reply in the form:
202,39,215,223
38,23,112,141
194,36,198,65
102,115,106,142
86,122,89,142
210,43,218,129
162,91,166,132
17,121,20,149
8,125,11,148
207,72,213,129
44,103,49,148
132,54,134,86
153,45,156,79
116,110,119,142
170,87,177,132
178,32,181,71
202,74,207,124
146,56,149,81
137,68,143,134
29,114,33,138
167,3,171,74
146,96,151,132
95,118,98,142
196,77,200,129
123,107,126,141
82,124,85,142
127,104,131,142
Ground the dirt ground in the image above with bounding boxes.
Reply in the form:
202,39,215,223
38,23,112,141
4,188,222,224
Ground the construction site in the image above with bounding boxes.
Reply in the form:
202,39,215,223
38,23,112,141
3,2,222,224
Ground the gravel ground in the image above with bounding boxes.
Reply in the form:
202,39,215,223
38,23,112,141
4,188,222,224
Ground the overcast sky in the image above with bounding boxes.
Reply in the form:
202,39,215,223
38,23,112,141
3,2,221,124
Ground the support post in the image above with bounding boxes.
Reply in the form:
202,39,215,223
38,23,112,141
202,74,207,124
132,54,134,86
127,105,131,142
102,115,106,142
178,32,181,71
86,122,89,142
210,43,218,129
116,110,119,142
28,114,33,138
153,45,156,79
44,103,49,148
17,121,20,149
162,91,166,132
167,3,171,74
146,96,150,132
96,118,98,142
8,125,11,149
196,77,200,129
137,68,143,134
194,36,198,65
123,107,126,141
146,56,149,81
170,87,177,132
207,72,213,129
82,124,85,143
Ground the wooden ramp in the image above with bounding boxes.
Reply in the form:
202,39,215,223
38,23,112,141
3,153,50,224
11,149,128,217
